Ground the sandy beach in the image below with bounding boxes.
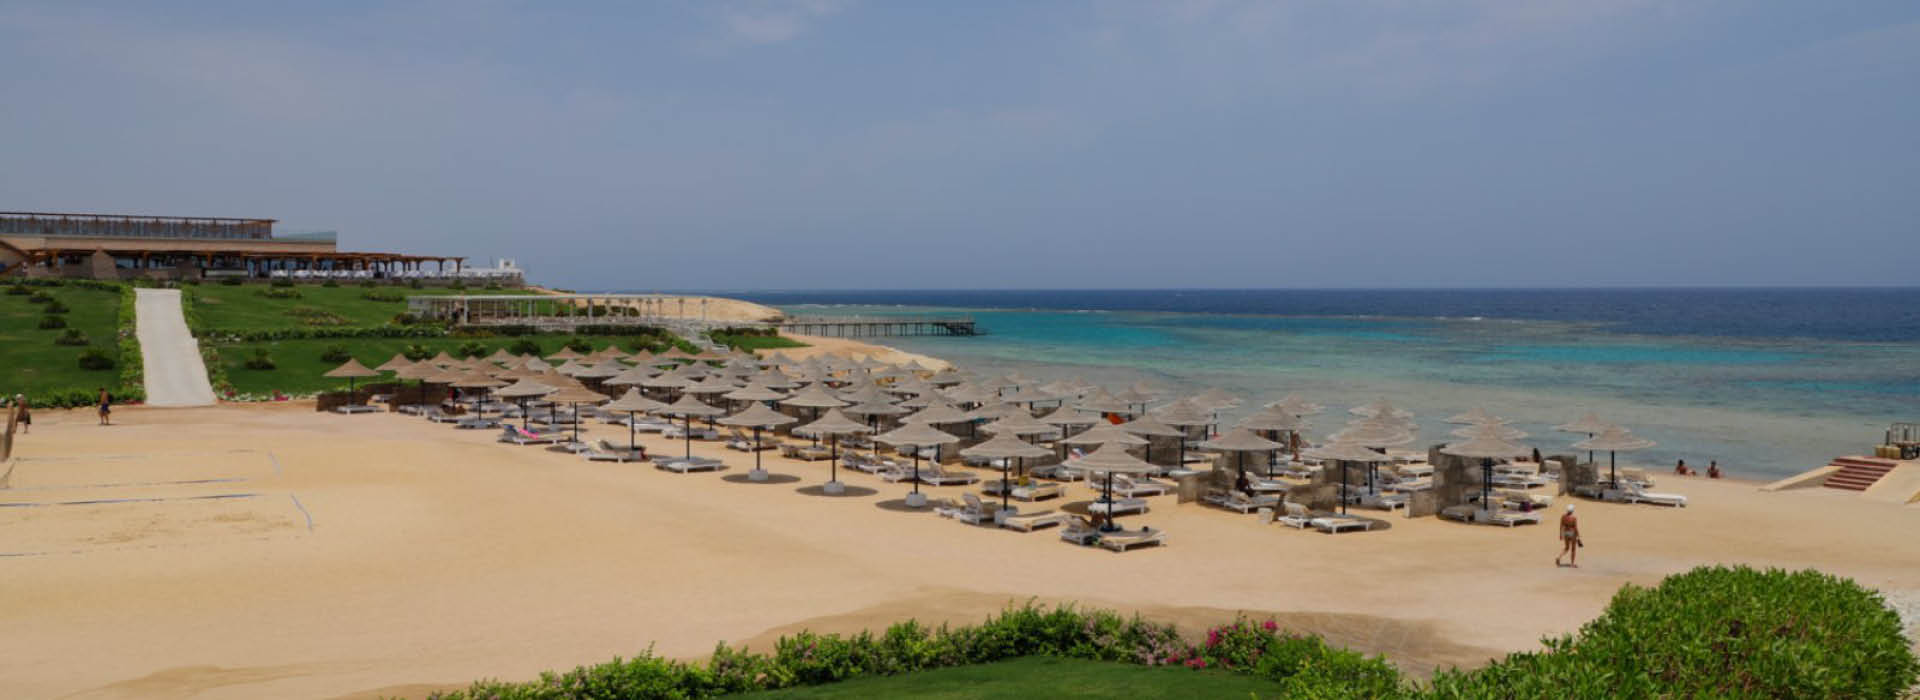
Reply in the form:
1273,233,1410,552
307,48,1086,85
2,401,1914,700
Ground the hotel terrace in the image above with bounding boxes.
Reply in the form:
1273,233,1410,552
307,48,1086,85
0,211,518,284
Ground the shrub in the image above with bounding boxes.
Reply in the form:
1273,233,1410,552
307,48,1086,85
55,329,89,346
1181,620,1400,696
220,276,244,286
242,348,277,370
409,279,423,289
5,284,29,295
507,339,542,356
321,279,339,288
484,282,502,290
402,343,433,361
563,337,592,353
362,290,406,303
286,305,349,326
1424,566,1920,698
77,348,115,370
27,291,54,303
271,278,295,288
258,287,302,300
37,315,67,329
319,345,353,363
456,341,486,358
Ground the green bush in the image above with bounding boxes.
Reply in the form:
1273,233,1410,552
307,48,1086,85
456,341,486,358
271,278,295,288
27,291,55,303
6,284,29,295
258,287,302,300
220,276,244,286
242,348,276,370
54,328,89,346
507,339,542,356
322,279,339,288
409,279,423,289
402,343,434,361
319,344,353,363
42,299,69,314
77,348,115,370
362,290,406,303
1424,566,1920,699
37,315,67,329
563,336,593,353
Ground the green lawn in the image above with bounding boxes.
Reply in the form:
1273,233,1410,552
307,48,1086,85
710,332,808,352
186,283,540,331
215,335,675,395
0,285,124,400
739,657,1284,699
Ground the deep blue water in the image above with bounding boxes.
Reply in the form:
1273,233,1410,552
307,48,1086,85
728,288,1920,342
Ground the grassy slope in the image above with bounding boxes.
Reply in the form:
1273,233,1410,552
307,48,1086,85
0,287,123,397
739,657,1283,699
188,284,538,330
217,336,665,395
709,332,808,351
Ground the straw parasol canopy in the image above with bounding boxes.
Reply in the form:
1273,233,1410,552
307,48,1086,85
845,399,908,418
901,402,971,426
724,381,788,402
1330,420,1414,448
1268,394,1325,416
1556,413,1615,435
1236,405,1305,433
1068,442,1158,529
1060,423,1149,447
684,375,741,395
1151,399,1213,428
780,383,849,409
451,370,506,390
1191,387,1242,411
1574,427,1656,488
1446,407,1509,425
545,347,584,361
1000,387,1059,405
962,430,1053,511
1075,388,1136,415
1442,434,1531,509
325,358,379,379
375,354,416,372
981,410,1056,436
604,387,666,418
496,378,556,430
1039,405,1096,427
1118,415,1182,438
942,383,996,406
551,358,591,377
484,348,516,364
719,402,798,476
1198,428,1285,481
1350,399,1412,420
663,393,725,417
544,382,610,443
795,408,874,490
427,351,458,367
606,365,659,387
573,360,626,381
1306,439,1392,514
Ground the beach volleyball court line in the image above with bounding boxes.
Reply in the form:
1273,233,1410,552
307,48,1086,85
0,493,258,508
289,494,314,532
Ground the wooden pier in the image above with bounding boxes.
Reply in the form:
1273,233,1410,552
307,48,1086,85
780,316,980,338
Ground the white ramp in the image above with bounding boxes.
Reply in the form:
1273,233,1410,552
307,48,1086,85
135,288,217,407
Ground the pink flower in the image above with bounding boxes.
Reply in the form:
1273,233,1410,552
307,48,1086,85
1262,620,1278,632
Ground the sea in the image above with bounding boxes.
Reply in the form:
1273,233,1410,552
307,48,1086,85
705,289,1920,481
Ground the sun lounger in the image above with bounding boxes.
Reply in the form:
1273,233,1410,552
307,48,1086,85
1010,481,1063,501
584,439,645,463
497,426,558,445
1096,527,1165,552
843,452,902,474
1346,487,1407,511
1277,502,1314,529
1244,474,1290,493
1439,505,1542,527
1203,489,1278,514
951,493,1000,525
1109,474,1170,497
1273,462,1320,479
1616,483,1687,507
1060,517,1101,546
454,416,501,430
1087,497,1150,517
653,455,726,473
662,425,720,441
1031,464,1085,482
1309,515,1374,533
780,443,835,461
916,463,980,486
1000,510,1069,532
334,404,382,414
426,408,465,423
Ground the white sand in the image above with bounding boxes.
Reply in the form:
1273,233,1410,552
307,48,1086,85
1,404,1914,699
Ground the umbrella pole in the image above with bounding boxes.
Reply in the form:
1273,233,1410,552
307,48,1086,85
685,414,693,459
1341,461,1348,515
629,410,637,451
912,453,921,495
1609,450,1617,489
830,436,840,484
571,401,580,444
754,427,763,473
1001,462,1010,512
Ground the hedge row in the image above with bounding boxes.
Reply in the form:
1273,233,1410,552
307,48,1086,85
430,567,1918,699
114,285,146,404
430,604,1397,699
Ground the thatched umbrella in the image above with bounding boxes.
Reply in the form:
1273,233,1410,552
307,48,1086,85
1450,422,1529,441
1066,443,1157,531
324,358,380,409
1268,394,1324,417
1151,399,1214,466
604,388,666,452
1446,407,1508,425
845,399,908,450
1441,434,1531,511
1329,419,1413,492
1573,427,1655,489
428,351,458,367
1350,399,1412,420
1556,413,1617,465
450,370,506,419
873,422,960,506
1119,415,1182,465
794,409,872,494
780,383,850,444
1236,405,1306,472
484,348,516,364
1305,441,1390,515
1197,428,1283,484
544,382,609,444
662,394,725,459
1038,405,1096,437
961,430,1052,514
375,353,415,372
1075,388,1135,418
718,402,797,480
545,347,584,361
495,378,556,430
390,360,439,407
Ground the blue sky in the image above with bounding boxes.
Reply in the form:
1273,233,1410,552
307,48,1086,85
2,1,1915,289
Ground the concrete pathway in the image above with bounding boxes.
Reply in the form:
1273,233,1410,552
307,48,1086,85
134,289,217,407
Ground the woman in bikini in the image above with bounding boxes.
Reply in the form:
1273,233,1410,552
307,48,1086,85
1555,504,1580,568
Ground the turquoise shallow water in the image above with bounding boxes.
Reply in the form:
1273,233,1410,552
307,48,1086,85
756,302,1920,480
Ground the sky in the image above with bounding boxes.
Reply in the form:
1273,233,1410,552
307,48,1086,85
2,1,1916,290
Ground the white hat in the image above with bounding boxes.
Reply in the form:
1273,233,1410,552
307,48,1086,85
1566,504,1575,512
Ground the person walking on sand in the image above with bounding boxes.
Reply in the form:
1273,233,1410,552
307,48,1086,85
1555,504,1580,568
96,388,111,426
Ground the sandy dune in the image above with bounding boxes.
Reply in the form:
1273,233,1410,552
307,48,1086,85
762,334,954,371
1,404,1914,699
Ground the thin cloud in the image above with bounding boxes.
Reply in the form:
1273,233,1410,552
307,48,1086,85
721,0,850,45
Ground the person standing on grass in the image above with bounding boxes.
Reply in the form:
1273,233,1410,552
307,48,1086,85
96,388,111,426
1555,504,1580,568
